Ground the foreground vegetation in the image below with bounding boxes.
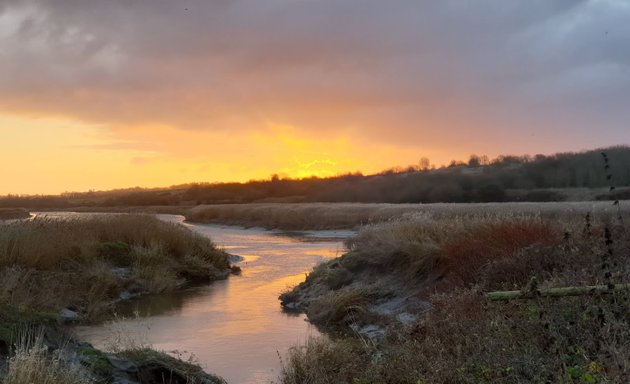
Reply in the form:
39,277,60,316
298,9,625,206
0,316,225,384
0,214,230,383
0,214,231,321
278,209,630,383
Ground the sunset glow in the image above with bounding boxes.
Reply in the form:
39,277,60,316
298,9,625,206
1,1,629,194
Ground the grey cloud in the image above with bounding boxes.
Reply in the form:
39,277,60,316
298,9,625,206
0,0,628,154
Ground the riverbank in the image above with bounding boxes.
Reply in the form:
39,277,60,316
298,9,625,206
0,304,226,383
75,220,347,383
0,214,233,321
277,210,630,383
0,214,231,383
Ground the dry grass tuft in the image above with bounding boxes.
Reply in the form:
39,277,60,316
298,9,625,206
307,287,378,328
3,329,91,384
277,337,365,384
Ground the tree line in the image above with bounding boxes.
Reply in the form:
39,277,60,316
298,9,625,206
2,146,629,208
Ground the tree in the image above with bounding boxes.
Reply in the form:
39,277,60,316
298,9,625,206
468,155,480,167
419,157,432,171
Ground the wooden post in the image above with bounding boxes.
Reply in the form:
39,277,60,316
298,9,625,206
486,284,630,301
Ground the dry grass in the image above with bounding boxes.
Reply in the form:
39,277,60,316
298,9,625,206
278,208,630,383
277,337,365,384
0,209,30,221
187,201,630,230
3,329,91,384
306,287,379,328
0,214,229,320
344,213,564,288
281,290,630,384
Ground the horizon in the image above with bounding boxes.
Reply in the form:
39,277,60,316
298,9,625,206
2,1,630,194
2,144,628,197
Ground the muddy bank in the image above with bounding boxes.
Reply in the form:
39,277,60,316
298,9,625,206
279,250,432,341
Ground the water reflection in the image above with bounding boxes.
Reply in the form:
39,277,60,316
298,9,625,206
74,215,349,384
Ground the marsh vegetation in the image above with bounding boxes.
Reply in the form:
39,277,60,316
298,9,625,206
0,202,628,383
187,200,629,230
0,209,29,221
0,214,230,321
278,209,630,383
0,214,232,383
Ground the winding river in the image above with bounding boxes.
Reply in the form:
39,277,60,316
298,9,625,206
69,214,351,384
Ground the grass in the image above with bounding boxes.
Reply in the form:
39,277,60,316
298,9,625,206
0,304,56,348
186,201,630,230
342,213,563,289
0,214,230,321
278,209,630,383
2,329,92,384
0,209,30,220
0,214,230,382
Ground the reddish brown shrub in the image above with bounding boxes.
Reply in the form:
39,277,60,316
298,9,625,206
439,220,561,286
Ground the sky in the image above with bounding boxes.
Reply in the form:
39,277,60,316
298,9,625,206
1,0,629,194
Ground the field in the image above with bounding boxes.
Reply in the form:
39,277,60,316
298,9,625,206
277,204,630,383
186,201,629,230
0,209,30,220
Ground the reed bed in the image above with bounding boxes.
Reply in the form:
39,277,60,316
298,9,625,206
0,214,229,320
0,209,30,220
187,201,630,230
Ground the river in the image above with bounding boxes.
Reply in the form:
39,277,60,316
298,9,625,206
67,214,351,384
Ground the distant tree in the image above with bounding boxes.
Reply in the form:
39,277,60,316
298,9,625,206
476,184,506,202
448,160,466,168
419,157,431,171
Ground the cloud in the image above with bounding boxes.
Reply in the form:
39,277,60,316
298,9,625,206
1,0,629,158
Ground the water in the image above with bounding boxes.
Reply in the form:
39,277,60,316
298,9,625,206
71,214,351,384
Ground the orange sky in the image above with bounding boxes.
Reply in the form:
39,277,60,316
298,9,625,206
0,113,444,194
1,1,629,194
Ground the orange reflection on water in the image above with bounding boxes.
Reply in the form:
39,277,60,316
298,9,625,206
75,217,349,384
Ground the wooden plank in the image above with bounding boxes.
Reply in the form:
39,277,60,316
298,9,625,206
486,284,630,301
